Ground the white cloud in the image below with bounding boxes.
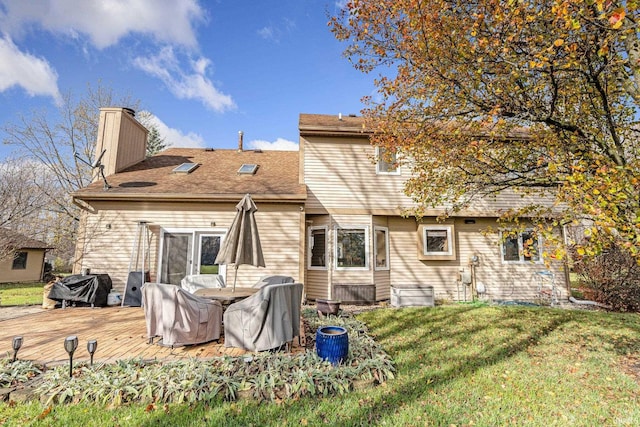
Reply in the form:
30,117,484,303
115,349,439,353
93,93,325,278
0,35,62,104
257,18,296,42
141,111,206,149
134,47,235,113
248,138,299,151
0,1,238,112
257,26,277,41
0,0,205,49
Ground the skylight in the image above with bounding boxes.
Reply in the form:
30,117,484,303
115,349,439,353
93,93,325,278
172,163,198,174
238,164,258,175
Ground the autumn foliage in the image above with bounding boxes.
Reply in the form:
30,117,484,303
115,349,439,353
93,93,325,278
331,0,640,260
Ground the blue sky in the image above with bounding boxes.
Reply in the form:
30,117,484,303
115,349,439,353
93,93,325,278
0,0,376,160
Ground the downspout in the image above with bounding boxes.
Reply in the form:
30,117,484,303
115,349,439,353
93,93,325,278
328,214,334,300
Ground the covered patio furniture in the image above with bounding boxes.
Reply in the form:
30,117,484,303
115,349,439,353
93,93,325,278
180,274,226,294
142,283,223,348
47,274,112,307
252,275,295,288
223,282,303,352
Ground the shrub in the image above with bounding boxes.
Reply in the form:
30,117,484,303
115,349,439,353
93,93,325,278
22,310,395,406
571,243,640,312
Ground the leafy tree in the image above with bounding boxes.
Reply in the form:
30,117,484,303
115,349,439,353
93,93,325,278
331,0,640,260
2,82,140,265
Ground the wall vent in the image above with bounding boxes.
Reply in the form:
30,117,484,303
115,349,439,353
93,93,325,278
333,284,376,304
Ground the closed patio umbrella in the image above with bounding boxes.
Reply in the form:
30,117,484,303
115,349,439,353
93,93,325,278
215,194,265,291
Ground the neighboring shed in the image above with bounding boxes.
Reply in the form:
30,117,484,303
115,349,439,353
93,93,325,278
0,228,52,283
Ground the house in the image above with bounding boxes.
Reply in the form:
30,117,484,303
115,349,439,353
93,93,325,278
72,108,569,304
0,228,52,283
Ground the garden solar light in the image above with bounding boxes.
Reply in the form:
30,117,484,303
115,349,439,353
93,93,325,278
12,336,23,362
64,335,78,378
87,339,97,366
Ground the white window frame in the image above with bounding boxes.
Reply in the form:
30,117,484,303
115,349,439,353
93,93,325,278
374,226,390,270
335,226,370,271
157,227,228,280
417,224,456,261
308,226,328,270
422,225,454,256
500,230,543,264
376,146,401,175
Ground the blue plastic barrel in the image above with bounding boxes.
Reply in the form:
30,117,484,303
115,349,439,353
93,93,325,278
316,326,348,365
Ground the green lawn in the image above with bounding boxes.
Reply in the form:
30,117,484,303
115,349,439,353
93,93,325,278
0,282,44,306
1,305,639,426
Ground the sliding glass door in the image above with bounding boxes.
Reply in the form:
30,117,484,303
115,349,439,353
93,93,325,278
159,229,226,285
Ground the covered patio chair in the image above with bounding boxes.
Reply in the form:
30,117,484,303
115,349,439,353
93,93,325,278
223,282,303,352
251,275,295,288
180,274,226,293
142,283,223,348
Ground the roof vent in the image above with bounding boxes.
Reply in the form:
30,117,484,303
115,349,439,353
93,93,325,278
172,163,199,174
238,164,258,175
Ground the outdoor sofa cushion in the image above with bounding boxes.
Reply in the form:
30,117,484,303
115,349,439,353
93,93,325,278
223,282,303,352
142,283,223,347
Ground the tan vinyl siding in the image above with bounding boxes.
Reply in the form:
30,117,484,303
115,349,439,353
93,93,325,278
79,201,302,293
305,270,329,300
388,217,461,300
0,249,46,283
302,136,412,214
302,134,560,217
374,272,391,301
388,217,568,302
96,108,147,177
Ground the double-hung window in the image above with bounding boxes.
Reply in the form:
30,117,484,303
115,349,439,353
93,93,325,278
335,227,369,269
376,147,400,175
308,227,327,269
501,230,542,263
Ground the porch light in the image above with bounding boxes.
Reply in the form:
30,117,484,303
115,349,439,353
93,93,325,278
64,335,78,378
12,336,23,362
87,339,98,366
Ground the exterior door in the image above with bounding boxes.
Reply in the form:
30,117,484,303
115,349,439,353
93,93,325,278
159,230,226,285
195,233,222,274
160,232,192,285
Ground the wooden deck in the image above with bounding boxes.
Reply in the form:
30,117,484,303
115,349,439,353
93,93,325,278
0,306,304,366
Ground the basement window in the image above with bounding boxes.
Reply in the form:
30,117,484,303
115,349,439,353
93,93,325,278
238,164,258,175
172,163,198,174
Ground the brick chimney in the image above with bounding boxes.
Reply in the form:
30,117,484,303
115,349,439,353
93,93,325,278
94,107,148,178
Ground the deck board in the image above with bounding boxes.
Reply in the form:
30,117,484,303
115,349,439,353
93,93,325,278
0,306,305,365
